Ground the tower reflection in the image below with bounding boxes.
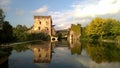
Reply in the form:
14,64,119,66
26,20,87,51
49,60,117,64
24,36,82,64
29,42,52,63
69,40,82,55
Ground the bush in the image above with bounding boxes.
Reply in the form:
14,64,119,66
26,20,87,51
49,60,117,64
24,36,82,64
27,33,50,41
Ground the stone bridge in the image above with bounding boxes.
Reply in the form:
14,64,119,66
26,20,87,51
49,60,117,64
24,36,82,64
51,36,58,42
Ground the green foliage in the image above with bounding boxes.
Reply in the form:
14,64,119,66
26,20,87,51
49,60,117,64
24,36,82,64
71,24,81,35
0,8,5,23
103,18,120,39
115,36,120,41
57,32,62,41
56,29,68,39
13,25,50,42
0,21,13,44
0,9,13,44
85,17,120,40
85,17,105,39
13,25,28,42
28,33,50,41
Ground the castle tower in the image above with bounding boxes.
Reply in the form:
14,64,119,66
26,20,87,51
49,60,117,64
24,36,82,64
31,16,52,36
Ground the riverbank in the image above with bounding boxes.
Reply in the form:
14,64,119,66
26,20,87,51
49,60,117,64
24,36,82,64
0,40,45,47
80,38,120,44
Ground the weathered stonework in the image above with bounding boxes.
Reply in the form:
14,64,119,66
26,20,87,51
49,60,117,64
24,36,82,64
67,24,81,41
28,16,58,41
29,16,52,36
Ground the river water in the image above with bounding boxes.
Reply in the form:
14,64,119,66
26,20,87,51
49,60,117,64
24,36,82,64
0,40,120,68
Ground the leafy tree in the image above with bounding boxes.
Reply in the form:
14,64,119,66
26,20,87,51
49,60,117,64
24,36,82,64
111,21,120,36
0,8,5,23
0,9,13,44
85,17,105,39
102,18,120,39
71,24,81,36
13,25,28,42
0,22,13,43
85,17,120,40
57,32,62,41
13,25,51,42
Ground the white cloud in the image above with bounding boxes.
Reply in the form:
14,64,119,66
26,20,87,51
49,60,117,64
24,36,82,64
32,5,48,15
73,0,120,18
0,0,10,6
49,11,73,30
0,0,11,11
49,0,120,30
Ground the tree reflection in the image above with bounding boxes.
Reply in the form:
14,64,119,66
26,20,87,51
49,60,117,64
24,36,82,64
13,43,29,52
86,42,120,63
69,40,82,55
29,42,52,63
0,47,12,68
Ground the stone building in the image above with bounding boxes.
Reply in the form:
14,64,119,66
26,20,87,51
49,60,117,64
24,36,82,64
28,16,58,41
29,16,55,36
67,24,81,41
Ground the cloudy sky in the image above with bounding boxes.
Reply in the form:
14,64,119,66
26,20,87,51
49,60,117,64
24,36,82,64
0,0,120,30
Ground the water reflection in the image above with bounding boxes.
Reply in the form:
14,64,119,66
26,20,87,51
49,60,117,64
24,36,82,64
69,40,82,55
0,40,120,68
86,42,120,63
29,42,52,63
0,47,12,68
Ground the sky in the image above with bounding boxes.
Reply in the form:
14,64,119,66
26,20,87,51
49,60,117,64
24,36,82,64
0,0,120,30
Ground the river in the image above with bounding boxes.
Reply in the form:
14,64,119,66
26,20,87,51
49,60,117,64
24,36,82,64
0,40,120,68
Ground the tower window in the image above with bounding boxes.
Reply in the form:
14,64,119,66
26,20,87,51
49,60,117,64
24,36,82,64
39,54,41,57
46,27,48,30
39,21,41,24
46,21,48,25
38,49,40,52
38,27,40,30
45,54,47,57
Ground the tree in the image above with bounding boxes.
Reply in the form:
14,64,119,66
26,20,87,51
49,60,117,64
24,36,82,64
102,18,120,39
57,32,62,41
85,17,105,39
111,21,120,36
0,9,5,23
85,17,120,40
0,9,13,44
13,25,28,42
0,21,13,43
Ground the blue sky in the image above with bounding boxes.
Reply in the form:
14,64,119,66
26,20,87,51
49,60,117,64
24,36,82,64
0,0,120,30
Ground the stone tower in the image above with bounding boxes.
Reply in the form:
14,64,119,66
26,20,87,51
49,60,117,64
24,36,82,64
30,16,52,36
